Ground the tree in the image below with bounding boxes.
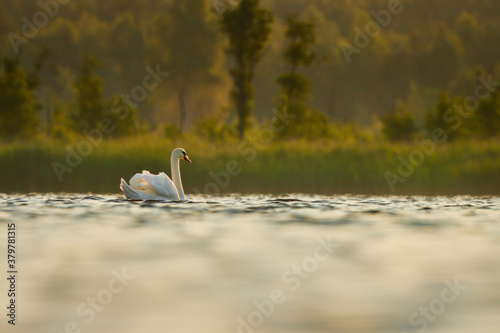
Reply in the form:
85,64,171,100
49,96,74,141
424,91,461,141
72,54,105,133
381,100,418,142
275,14,328,139
107,13,146,92
221,0,273,140
472,89,500,138
107,95,142,137
26,45,51,90
424,24,463,88
151,0,225,133
0,57,40,141
279,14,316,102
455,10,480,50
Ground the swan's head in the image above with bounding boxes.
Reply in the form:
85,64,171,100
173,148,191,163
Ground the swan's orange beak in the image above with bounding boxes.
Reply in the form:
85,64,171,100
184,155,192,163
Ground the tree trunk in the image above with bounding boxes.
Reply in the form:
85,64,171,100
178,85,187,133
237,94,247,141
286,61,298,104
234,69,252,141
46,107,52,138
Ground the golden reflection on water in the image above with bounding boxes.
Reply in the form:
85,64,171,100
0,194,499,333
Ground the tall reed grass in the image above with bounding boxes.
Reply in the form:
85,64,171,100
1,136,499,195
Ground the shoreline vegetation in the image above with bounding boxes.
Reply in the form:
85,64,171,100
1,2,500,196
1,134,499,196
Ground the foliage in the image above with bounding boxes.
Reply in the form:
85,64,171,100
220,0,273,140
164,122,181,140
193,110,236,142
274,98,329,140
71,54,105,133
26,46,51,90
276,14,316,103
282,14,316,72
71,56,143,138
1,137,499,195
471,90,500,138
425,91,462,141
381,101,418,142
0,57,40,141
49,96,75,141
150,0,225,132
275,14,328,140
276,73,311,102
107,95,142,138
0,0,500,140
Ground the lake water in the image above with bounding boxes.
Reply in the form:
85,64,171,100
0,194,499,333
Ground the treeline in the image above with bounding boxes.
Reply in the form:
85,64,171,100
0,0,500,141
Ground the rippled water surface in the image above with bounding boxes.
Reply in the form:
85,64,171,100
1,194,499,333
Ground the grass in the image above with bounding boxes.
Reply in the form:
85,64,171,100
1,135,499,195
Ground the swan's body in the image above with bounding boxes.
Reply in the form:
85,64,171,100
120,148,191,201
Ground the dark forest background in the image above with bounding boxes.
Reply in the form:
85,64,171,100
1,0,499,134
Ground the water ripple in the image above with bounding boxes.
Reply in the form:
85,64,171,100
1,194,499,332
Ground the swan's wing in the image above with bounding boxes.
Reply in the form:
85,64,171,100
120,178,138,199
120,178,158,200
143,172,180,200
130,172,159,194
129,171,179,200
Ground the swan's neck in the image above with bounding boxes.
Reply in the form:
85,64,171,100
171,155,185,200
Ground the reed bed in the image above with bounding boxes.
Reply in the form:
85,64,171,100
1,136,499,195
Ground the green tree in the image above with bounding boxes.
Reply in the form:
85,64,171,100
221,0,273,140
425,91,460,141
72,54,105,133
26,45,51,90
163,122,181,140
455,10,480,47
107,95,142,137
0,57,40,141
279,15,316,101
276,14,328,139
49,96,74,141
472,90,500,138
151,0,225,133
424,24,463,88
107,13,146,93
381,100,418,142
194,109,236,142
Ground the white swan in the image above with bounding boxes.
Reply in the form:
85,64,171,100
120,148,191,201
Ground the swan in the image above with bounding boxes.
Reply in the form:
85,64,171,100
120,148,191,201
